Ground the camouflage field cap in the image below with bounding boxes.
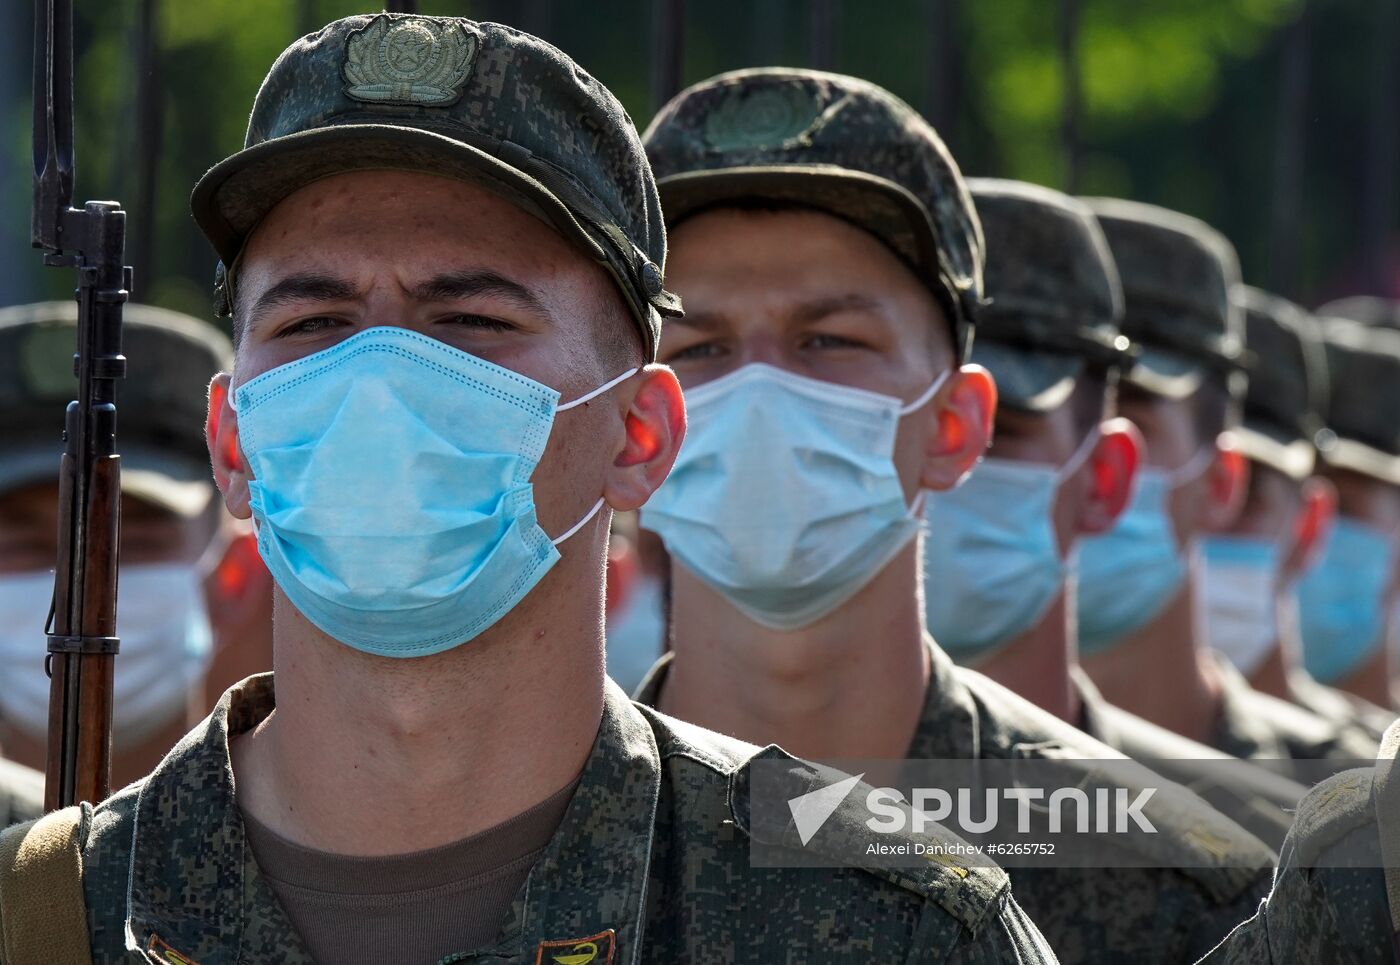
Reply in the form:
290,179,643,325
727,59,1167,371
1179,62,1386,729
1315,316,1400,485
1231,286,1328,481
0,302,232,517
1082,198,1245,399
966,178,1134,412
643,68,983,357
1315,295,1400,332
191,14,681,359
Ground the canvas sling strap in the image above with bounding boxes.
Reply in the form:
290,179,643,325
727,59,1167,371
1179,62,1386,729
0,806,92,964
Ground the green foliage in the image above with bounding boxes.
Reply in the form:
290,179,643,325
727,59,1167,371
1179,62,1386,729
3,0,1392,319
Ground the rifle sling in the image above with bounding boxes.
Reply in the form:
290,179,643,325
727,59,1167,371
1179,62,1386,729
0,805,92,964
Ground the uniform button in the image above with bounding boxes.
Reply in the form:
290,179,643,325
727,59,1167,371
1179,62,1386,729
641,262,664,296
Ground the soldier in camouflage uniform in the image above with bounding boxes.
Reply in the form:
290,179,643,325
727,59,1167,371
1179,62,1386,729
917,179,1301,849
1202,288,1390,746
0,16,1062,964
636,70,1274,964
1073,200,1376,786
0,304,265,793
1201,721,1400,964
1291,314,1400,715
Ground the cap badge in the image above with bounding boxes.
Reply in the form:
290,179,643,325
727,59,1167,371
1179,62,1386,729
703,85,822,153
343,16,477,107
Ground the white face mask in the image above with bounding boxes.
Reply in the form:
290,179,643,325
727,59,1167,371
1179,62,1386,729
0,563,213,751
1200,536,1280,677
640,363,946,630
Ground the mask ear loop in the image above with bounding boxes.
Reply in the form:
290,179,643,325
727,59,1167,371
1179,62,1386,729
557,368,640,412
552,498,607,547
1054,427,1103,485
898,369,953,416
551,369,638,546
1165,447,1215,488
898,370,955,516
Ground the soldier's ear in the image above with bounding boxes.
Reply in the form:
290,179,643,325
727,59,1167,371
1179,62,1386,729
920,365,996,491
1282,475,1337,582
206,374,251,520
1199,436,1250,532
1075,417,1143,535
602,364,686,513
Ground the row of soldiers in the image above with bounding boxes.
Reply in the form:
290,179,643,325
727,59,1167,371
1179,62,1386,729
1,12,1399,965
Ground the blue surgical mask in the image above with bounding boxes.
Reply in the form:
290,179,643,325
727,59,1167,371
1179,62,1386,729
922,430,1098,663
1077,450,1212,655
640,363,946,630
1297,517,1395,683
232,326,633,658
1200,537,1280,677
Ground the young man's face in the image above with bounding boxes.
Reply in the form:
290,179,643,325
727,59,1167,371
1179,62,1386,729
661,206,953,495
221,170,647,541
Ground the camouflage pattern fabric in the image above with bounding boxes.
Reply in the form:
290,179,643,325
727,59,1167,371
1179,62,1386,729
1229,286,1327,483
1313,317,1400,487
191,13,682,358
42,675,1059,964
1209,654,1380,784
1289,672,1395,745
1082,198,1244,401
1071,669,1300,851
0,758,43,830
1199,769,1394,964
964,178,1133,412
636,644,1275,964
642,67,983,356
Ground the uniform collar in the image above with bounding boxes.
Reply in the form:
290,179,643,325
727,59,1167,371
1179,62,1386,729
1209,653,1291,759
123,674,661,964
631,651,672,705
906,636,983,760
1069,666,1123,749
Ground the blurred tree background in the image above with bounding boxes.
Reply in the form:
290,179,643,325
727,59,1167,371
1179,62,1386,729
2,0,1396,332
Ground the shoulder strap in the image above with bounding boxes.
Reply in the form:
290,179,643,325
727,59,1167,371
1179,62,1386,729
0,806,92,965
1373,719,1400,934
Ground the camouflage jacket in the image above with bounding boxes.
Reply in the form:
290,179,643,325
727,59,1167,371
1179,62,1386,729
1199,768,1395,964
1072,669,1301,851
1210,656,1379,785
18,674,1060,964
637,642,1275,965
0,757,43,829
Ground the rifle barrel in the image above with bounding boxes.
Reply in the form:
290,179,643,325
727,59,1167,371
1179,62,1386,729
33,0,130,811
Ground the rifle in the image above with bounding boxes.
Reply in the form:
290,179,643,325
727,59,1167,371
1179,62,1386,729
32,0,131,810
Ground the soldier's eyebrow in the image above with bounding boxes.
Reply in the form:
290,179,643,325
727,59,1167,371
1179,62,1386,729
790,293,885,324
667,309,724,331
411,270,550,320
246,273,358,327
